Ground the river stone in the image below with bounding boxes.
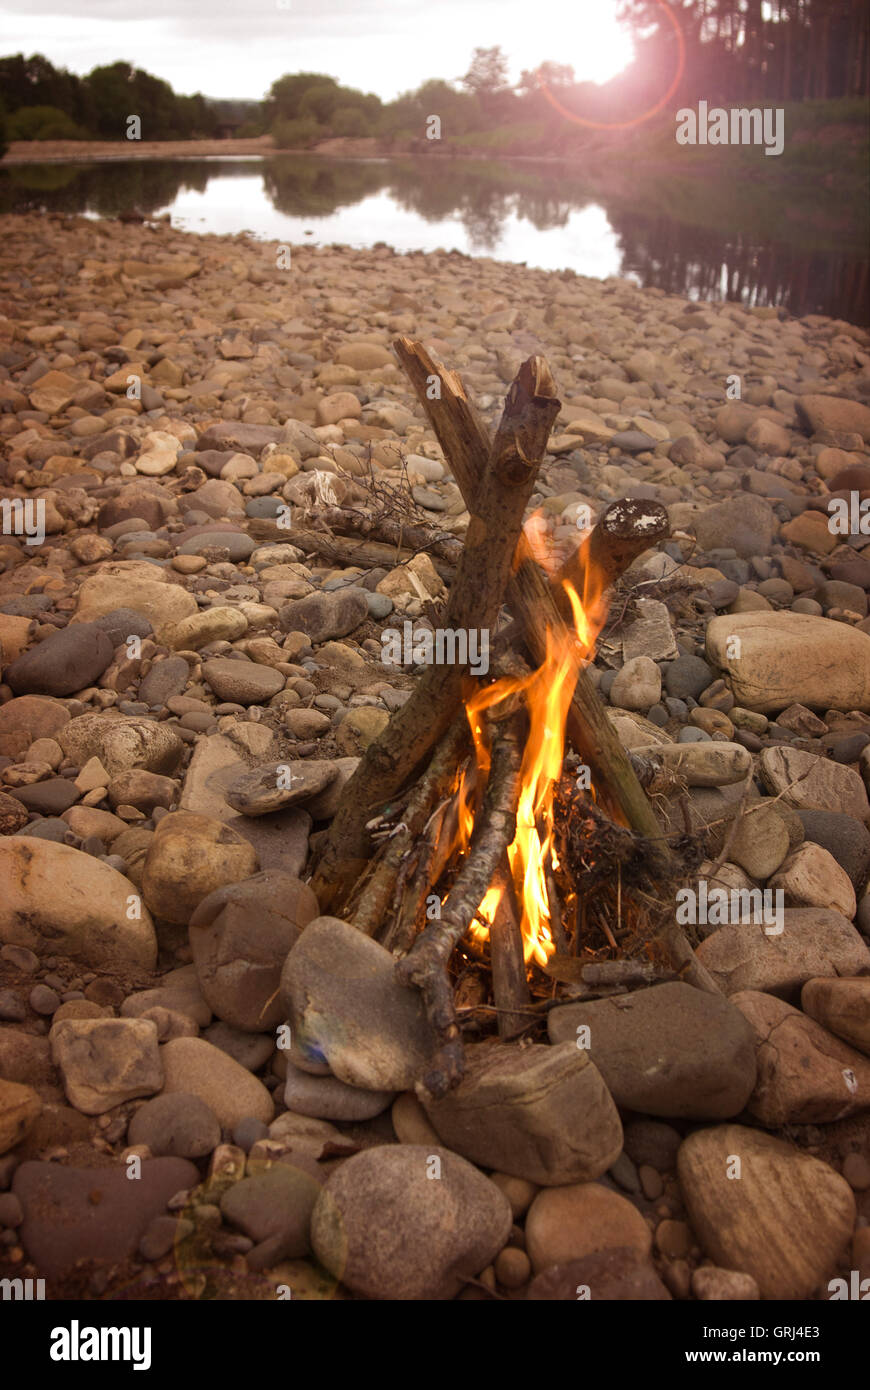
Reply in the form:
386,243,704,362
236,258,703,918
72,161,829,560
730,990,870,1125
706,612,870,713
695,908,870,998
5,623,114,697
310,1145,512,1300
525,1182,653,1274
279,916,439,1089
769,842,856,918
758,746,869,819
58,712,184,777
283,1061,395,1121
796,811,870,887
220,1160,324,1261
278,589,369,643
75,563,198,628
195,421,284,456
202,657,285,704
796,394,870,442
142,811,259,925
677,1124,856,1299
609,656,661,711
632,740,751,787
801,977,870,1056
179,732,311,877
301,757,359,820
0,1078,41,1155
548,982,756,1119
693,494,776,558
13,1157,199,1279
0,695,70,759
159,606,248,650
422,1041,622,1186
49,1017,163,1115
527,1248,671,1300
107,769,178,813
188,870,318,1031
726,799,791,878
177,530,256,562
0,837,157,970
121,965,212,1029
223,760,337,816
159,1037,274,1127
138,657,190,707
128,1092,222,1158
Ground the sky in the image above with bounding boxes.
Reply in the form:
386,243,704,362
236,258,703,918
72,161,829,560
0,0,636,102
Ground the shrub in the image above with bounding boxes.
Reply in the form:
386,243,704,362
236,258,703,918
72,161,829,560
271,116,321,149
7,105,86,141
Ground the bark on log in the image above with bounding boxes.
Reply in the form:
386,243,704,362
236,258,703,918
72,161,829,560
489,859,531,1039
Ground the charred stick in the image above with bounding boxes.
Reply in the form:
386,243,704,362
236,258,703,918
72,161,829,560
396,713,524,1096
489,858,531,1040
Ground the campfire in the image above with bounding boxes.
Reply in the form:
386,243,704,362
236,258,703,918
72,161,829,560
305,337,719,1096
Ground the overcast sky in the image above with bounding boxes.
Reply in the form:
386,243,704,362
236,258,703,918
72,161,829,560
2,0,636,102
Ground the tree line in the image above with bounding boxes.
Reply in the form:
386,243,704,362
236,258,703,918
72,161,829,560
0,2,867,158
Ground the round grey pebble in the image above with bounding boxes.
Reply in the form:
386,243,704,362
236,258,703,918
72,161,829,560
29,984,60,1015
232,1117,270,1152
677,727,711,743
0,990,27,1022
127,1092,221,1159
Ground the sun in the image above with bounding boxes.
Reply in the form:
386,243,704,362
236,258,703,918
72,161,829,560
544,1,636,85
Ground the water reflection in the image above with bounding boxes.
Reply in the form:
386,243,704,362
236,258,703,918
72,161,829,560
0,153,865,323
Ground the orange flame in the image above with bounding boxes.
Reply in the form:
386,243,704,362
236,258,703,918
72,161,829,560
463,522,608,968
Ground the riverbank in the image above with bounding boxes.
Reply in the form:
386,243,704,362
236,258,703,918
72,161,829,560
0,212,869,1301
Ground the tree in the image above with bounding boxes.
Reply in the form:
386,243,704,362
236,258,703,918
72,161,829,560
460,46,510,98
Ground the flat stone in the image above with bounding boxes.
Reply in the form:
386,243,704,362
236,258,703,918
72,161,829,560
422,1041,622,1186
0,836,157,971
801,977,870,1056
548,982,757,1119
706,612,870,713
223,760,336,816
159,1037,274,1128
677,1124,855,1299
695,908,870,999
49,1017,163,1115
283,1062,395,1121
731,989,870,1125
202,658,285,705
759,746,869,818
13,1157,199,1279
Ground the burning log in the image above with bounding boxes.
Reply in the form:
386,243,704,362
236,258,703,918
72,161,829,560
395,709,525,1096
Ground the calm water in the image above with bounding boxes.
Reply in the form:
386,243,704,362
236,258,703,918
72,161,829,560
2,153,867,323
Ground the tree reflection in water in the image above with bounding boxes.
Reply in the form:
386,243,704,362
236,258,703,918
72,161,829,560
1,153,865,323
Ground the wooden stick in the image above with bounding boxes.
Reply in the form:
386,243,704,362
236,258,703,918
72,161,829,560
489,858,531,1040
247,519,457,584
310,353,560,914
348,714,468,938
396,713,524,1096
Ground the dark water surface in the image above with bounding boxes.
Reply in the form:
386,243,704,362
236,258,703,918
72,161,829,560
2,152,866,324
